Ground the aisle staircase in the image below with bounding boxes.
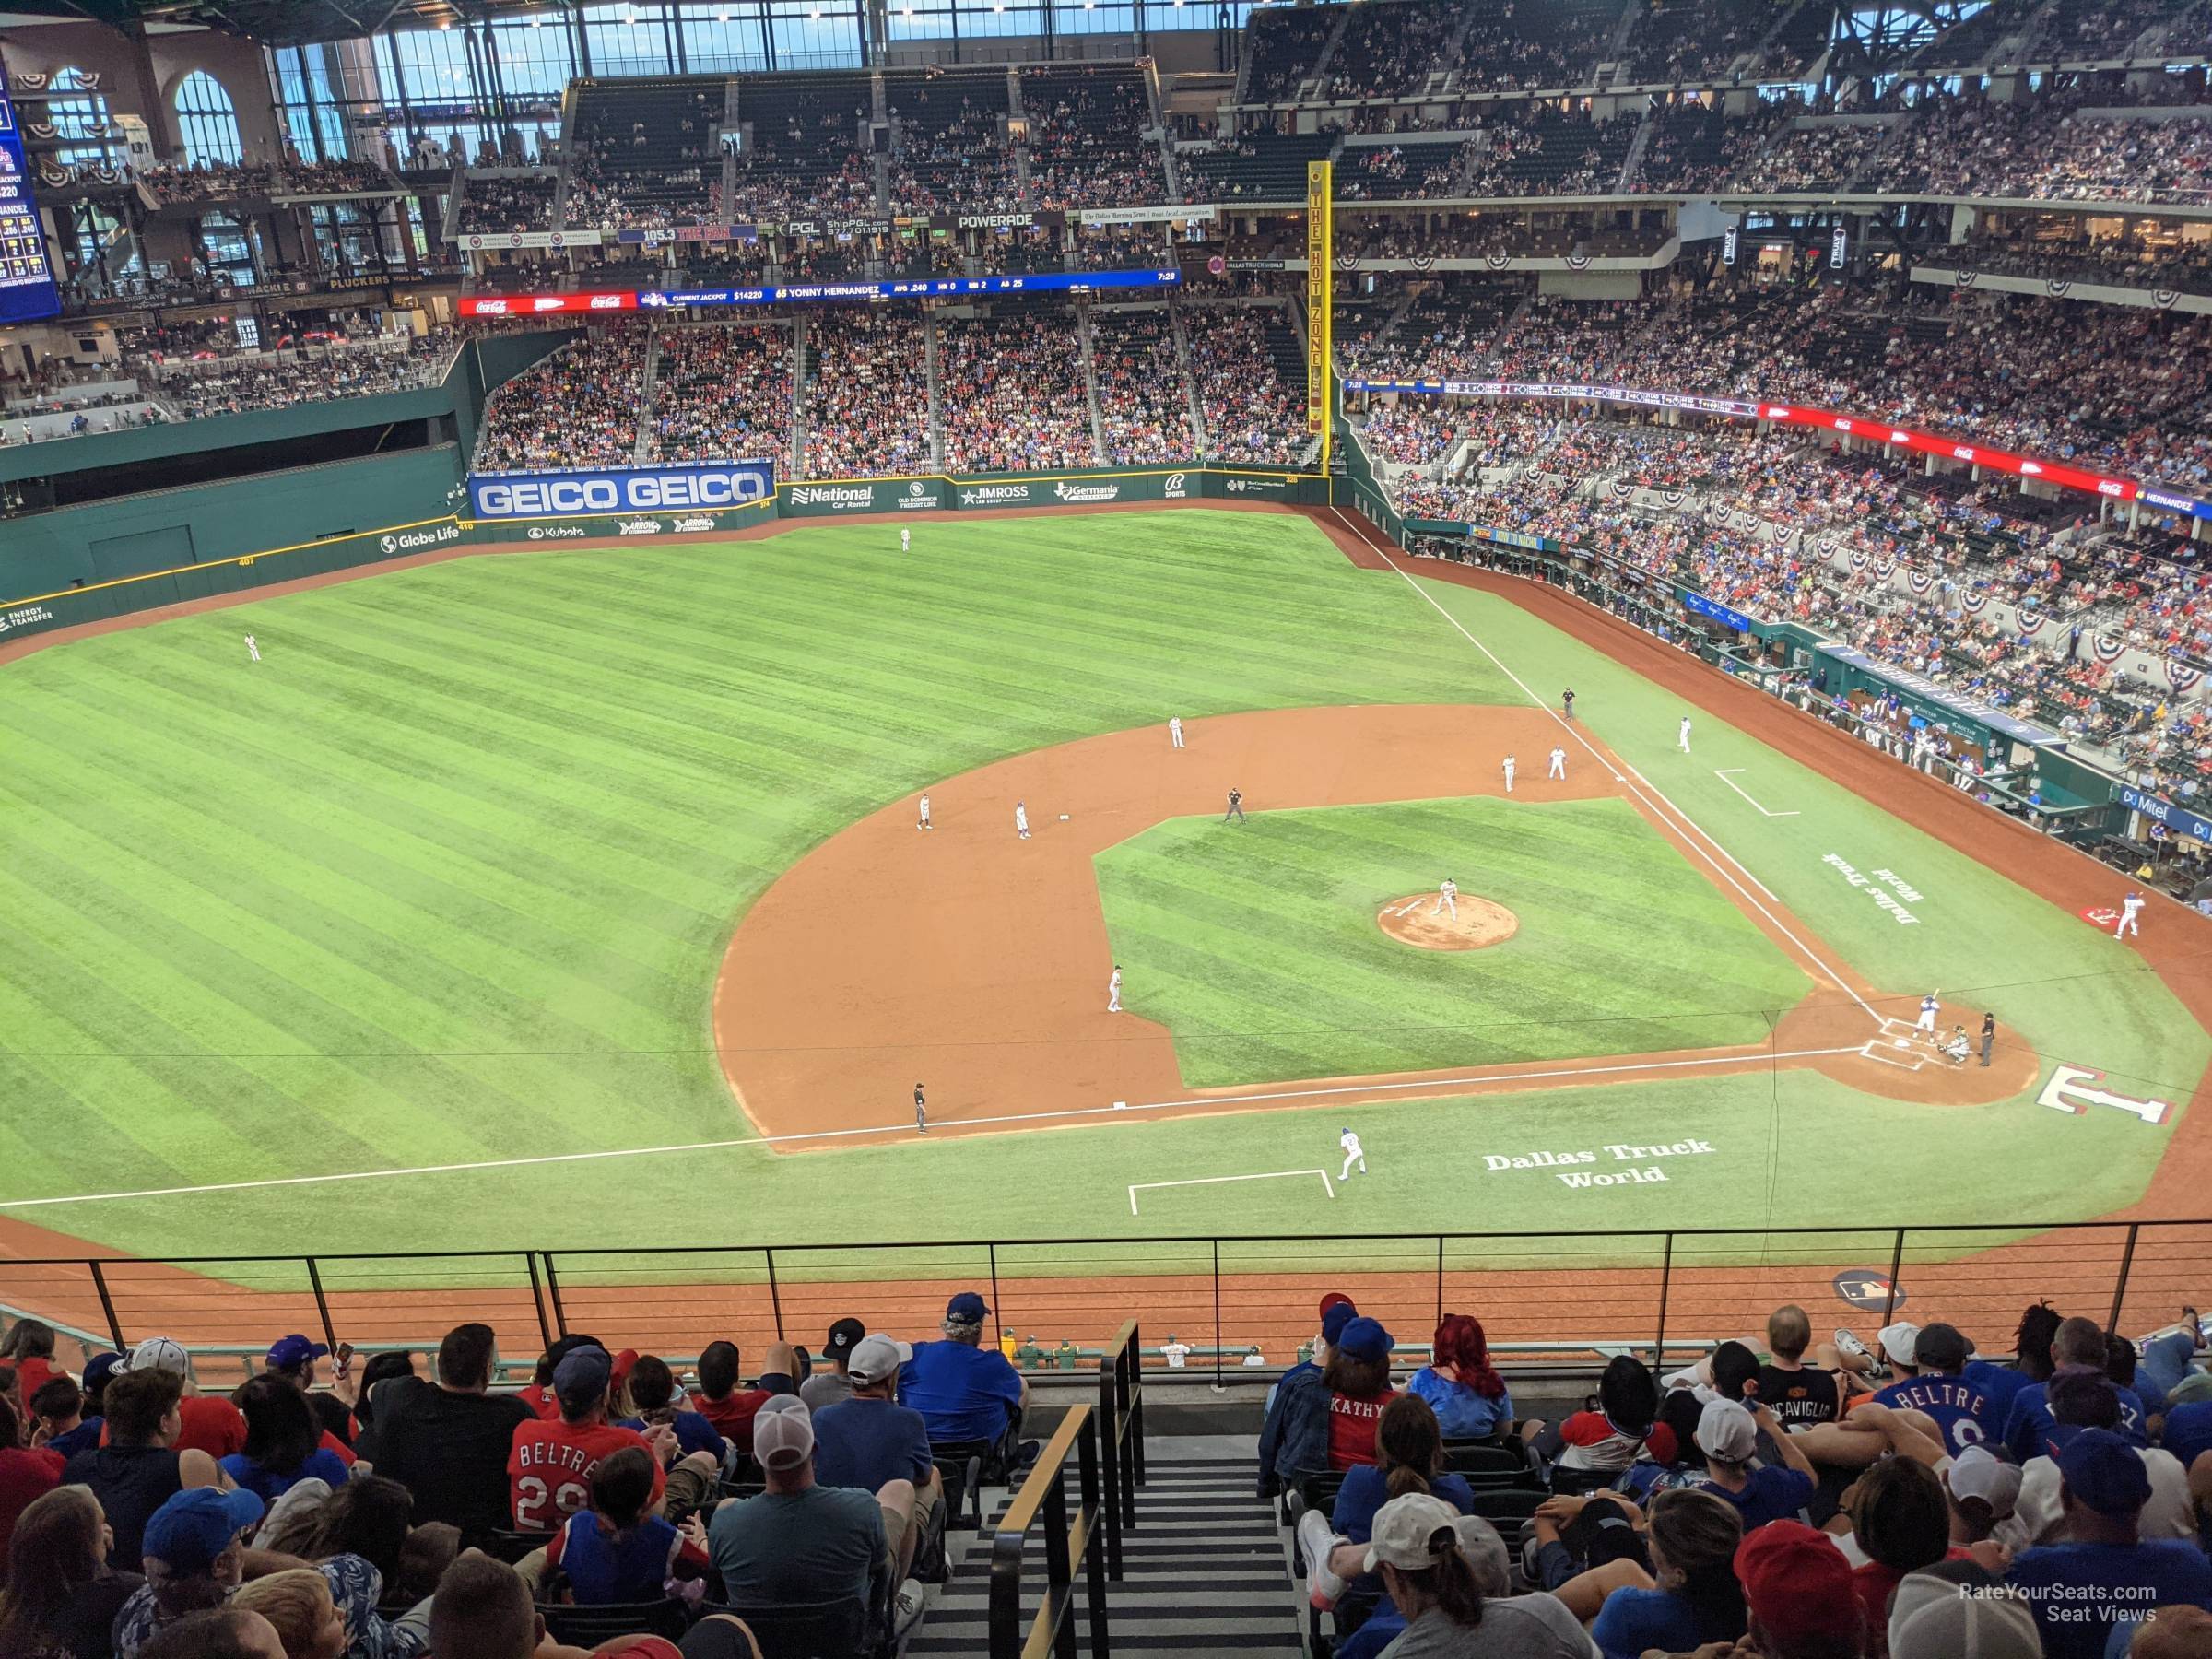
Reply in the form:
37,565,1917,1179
908,1446,1300,1655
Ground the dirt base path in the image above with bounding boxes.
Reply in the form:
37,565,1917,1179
713,701,2035,1150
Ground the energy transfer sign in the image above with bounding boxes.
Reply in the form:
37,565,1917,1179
468,461,774,521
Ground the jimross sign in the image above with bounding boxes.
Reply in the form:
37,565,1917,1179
469,461,774,521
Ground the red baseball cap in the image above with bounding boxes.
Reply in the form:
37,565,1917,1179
1735,1521,1853,1645
1319,1292,1356,1317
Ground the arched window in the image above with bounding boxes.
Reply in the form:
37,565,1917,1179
176,70,243,167
47,66,112,167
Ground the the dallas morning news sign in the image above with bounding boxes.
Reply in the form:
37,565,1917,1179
468,461,775,521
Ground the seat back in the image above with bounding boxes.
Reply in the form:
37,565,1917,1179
483,1527,556,1563
1464,1487,1547,1523
1442,1441,1532,1483
539,1598,690,1645
715,1595,873,1659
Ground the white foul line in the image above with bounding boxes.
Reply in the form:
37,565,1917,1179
1714,769,1800,818
1329,509,1874,1025
1129,1168,1335,1216
0,1045,1867,1211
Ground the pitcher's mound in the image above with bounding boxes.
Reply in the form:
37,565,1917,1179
1378,894,1519,951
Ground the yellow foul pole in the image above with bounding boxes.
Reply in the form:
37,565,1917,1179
1305,159,1334,473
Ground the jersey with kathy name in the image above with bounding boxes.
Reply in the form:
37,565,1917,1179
1869,1374,1994,1454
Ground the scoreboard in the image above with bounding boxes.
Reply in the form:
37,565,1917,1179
0,61,62,324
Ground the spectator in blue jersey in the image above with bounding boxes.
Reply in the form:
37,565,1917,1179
219,1378,351,1504
1301,1394,1475,1615
1865,1323,1994,1455
2017,1370,2199,1543
812,1334,939,1585
546,1445,710,1606
1689,1398,1815,1530
1404,1315,1514,1441
1259,1294,1359,1497
898,1293,1030,1471
2005,1429,2212,1659
2005,1316,2150,1460
1963,1300,2061,1427
2159,1371,2212,1474
1581,1488,1747,1659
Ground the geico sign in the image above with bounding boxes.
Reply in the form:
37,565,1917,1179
475,469,769,517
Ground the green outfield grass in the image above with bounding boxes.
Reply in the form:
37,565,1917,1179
0,508,2203,1263
1095,796,1813,1085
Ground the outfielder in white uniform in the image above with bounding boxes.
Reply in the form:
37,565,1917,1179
1169,716,1185,749
1339,1127,1366,1181
1433,878,1458,919
1015,802,1030,840
2119,891,2144,938
1108,966,1123,1012
244,634,260,663
1678,716,1692,753
1547,747,1566,780
917,793,933,830
1502,755,1515,794
1915,993,1939,1035
900,526,911,552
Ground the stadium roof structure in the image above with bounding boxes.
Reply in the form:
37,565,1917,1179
0,0,556,45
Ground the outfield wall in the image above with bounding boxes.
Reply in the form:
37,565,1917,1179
0,464,1326,643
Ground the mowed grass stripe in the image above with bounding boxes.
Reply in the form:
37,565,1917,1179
0,701,677,1057
1098,797,1813,1086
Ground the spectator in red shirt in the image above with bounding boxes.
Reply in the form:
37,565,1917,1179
1,1321,64,1406
0,1396,65,1579
508,1346,665,1533
515,1335,606,1422
1321,1318,1399,1472
688,1342,802,1454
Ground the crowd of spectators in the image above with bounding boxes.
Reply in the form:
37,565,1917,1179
473,323,650,472
1088,309,1193,464
1023,65,1169,211
1335,141,1467,200
1184,304,1307,465
0,1299,1051,1657
799,310,932,478
725,90,877,222
1874,99,2212,206
886,79,1019,215
138,159,395,206
454,176,558,237
939,309,1096,473
1320,1,1456,101
1270,1293,2212,1659
648,325,794,466
1453,0,1617,92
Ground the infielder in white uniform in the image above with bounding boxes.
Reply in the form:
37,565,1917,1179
244,634,260,662
1015,801,1030,840
1502,755,1515,794
917,793,933,830
1678,716,1692,753
1433,877,1458,919
1169,716,1185,749
1338,1127,1366,1181
2118,890,2144,938
1108,965,1123,1012
1547,747,1566,780
1915,993,1939,1035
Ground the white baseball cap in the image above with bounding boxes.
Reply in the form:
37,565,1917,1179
1697,1397,1758,1463
1878,1322,1923,1367
751,1396,814,1470
846,1335,913,1387
1362,1493,1463,1573
1888,1580,2040,1659
122,1336,192,1377
1944,1446,2022,1520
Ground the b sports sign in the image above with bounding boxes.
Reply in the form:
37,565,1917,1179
469,461,775,520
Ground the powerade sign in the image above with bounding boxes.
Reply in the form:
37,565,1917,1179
2117,785,2212,844
468,461,774,521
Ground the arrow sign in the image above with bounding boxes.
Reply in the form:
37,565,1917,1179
2037,1065,2171,1125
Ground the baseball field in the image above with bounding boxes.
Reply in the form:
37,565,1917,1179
1,504,2207,1280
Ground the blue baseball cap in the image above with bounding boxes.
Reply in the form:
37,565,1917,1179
142,1487,265,1571
81,1352,124,1392
552,1344,613,1408
1336,1316,1394,1366
2057,1428,2151,1518
265,1334,329,1371
947,1292,989,1324
1320,1300,1359,1345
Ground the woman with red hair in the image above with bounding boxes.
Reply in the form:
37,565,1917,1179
1406,1315,1514,1441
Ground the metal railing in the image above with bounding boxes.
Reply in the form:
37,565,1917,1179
1096,1320,1147,1580
990,1402,1109,1659
4,1220,2207,1390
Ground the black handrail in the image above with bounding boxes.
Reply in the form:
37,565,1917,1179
1096,1319,1146,1580
989,1403,1107,1659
